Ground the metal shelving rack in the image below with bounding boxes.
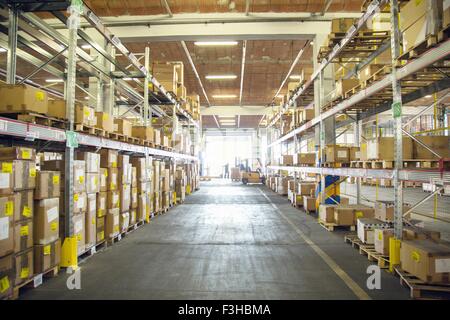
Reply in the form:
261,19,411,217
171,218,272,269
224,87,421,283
265,0,450,248
0,0,200,268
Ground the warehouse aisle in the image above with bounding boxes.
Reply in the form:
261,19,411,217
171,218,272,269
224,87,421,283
20,181,409,300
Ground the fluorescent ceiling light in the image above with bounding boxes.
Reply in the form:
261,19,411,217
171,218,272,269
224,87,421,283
289,75,302,80
194,41,238,46
212,94,237,98
205,75,237,80
0,48,6,53
276,94,284,98
220,120,236,123
425,95,432,98
84,96,90,100
45,79,64,83
81,44,91,49
123,77,137,81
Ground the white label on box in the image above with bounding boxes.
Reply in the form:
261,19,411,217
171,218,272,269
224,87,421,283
337,150,348,158
33,274,43,288
0,173,10,188
47,207,58,223
77,195,85,209
435,258,450,273
113,214,119,225
0,217,9,240
89,199,96,210
75,169,84,181
100,198,105,210
74,219,83,233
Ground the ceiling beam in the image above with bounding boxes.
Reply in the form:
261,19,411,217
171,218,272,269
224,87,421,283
239,40,247,106
180,41,210,107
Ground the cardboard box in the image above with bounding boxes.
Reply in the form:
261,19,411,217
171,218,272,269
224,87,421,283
374,200,412,222
96,217,105,243
444,0,450,27
298,183,316,196
64,192,87,215
120,184,131,213
319,205,336,223
0,84,48,114
85,209,96,249
105,208,120,239
107,190,120,209
334,206,355,226
358,64,385,83
76,152,100,173
132,126,154,141
14,248,33,285
72,213,85,255
413,136,450,159
0,147,36,161
349,147,360,161
114,119,132,137
107,168,119,191
15,190,33,221
357,218,390,244
367,137,413,160
131,167,137,187
131,158,150,181
335,79,359,98
99,168,108,192
131,187,138,209
72,160,86,193
14,219,33,253
95,112,114,132
331,18,358,33
137,193,147,222
0,194,17,223
119,212,129,233
154,129,161,146
118,164,132,186
100,149,118,168
0,254,14,298
33,239,60,274
96,192,107,217
0,162,14,195
374,228,394,256
75,105,96,126
0,204,13,256
86,173,100,194
87,193,96,213
400,0,428,30
303,196,316,212
280,155,294,166
294,153,316,165
137,181,151,194
34,198,59,245
403,226,441,242
35,171,60,200
129,209,136,226
0,160,36,193
400,239,450,283
325,145,349,163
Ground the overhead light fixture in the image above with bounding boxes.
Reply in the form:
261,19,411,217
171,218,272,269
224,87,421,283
194,41,238,46
45,79,64,83
276,94,284,98
425,95,432,98
205,75,237,80
289,75,302,80
84,96,90,100
220,119,236,122
0,48,6,53
81,44,92,49
310,41,314,45
123,77,138,81
212,94,237,98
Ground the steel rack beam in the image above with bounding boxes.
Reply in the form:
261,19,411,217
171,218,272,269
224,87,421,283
268,39,450,148
267,0,388,128
267,166,450,184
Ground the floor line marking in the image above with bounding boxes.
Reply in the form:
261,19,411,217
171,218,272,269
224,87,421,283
257,187,371,300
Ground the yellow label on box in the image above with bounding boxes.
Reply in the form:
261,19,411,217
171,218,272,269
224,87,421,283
98,231,104,241
44,245,51,255
20,267,29,279
29,168,36,178
102,114,108,121
50,222,58,231
412,251,420,262
378,232,382,241
104,170,108,177
355,211,363,219
20,225,29,236
2,162,12,173
110,183,116,190
35,91,45,101
0,276,10,293
23,206,31,218
53,175,60,184
79,175,84,184
4,201,13,216
84,109,90,117
92,217,95,225
114,225,119,232
74,194,79,202
97,209,103,216
76,233,82,241
112,161,117,168
94,176,98,185
21,149,31,159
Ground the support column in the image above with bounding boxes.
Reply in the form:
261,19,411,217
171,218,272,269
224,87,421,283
6,8,18,84
355,116,362,204
144,47,150,126
103,43,115,115
88,38,106,111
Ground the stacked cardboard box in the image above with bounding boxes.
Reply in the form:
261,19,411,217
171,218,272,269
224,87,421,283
325,145,349,163
95,112,114,133
175,167,186,202
294,153,316,166
357,218,391,244
132,157,152,222
77,152,100,250
113,119,132,137
118,155,132,233
100,149,120,240
0,147,37,296
0,84,48,114
319,204,375,226
366,137,413,160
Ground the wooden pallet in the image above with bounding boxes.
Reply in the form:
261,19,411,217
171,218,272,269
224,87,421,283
344,233,363,249
1,112,67,129
367,250,390,269
10,266,59,300
75,124,108,137
395,267,450,299
397,35,438,61
321,162,350,168
319,219,355,232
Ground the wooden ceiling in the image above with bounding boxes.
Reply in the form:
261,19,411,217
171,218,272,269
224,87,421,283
82,0,364,16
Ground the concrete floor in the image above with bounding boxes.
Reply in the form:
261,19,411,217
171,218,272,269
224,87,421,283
21,180,411,300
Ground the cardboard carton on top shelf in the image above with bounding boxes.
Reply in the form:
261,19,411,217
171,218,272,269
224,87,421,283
0,147,36,161
95,112,114,133
33,238,60,274
0,84,48,114
114,118,132,137
74,105,96,126
366,137,413,160
413,136,450,159
325,145,349,163
294,153,316,165
132,126,154,141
